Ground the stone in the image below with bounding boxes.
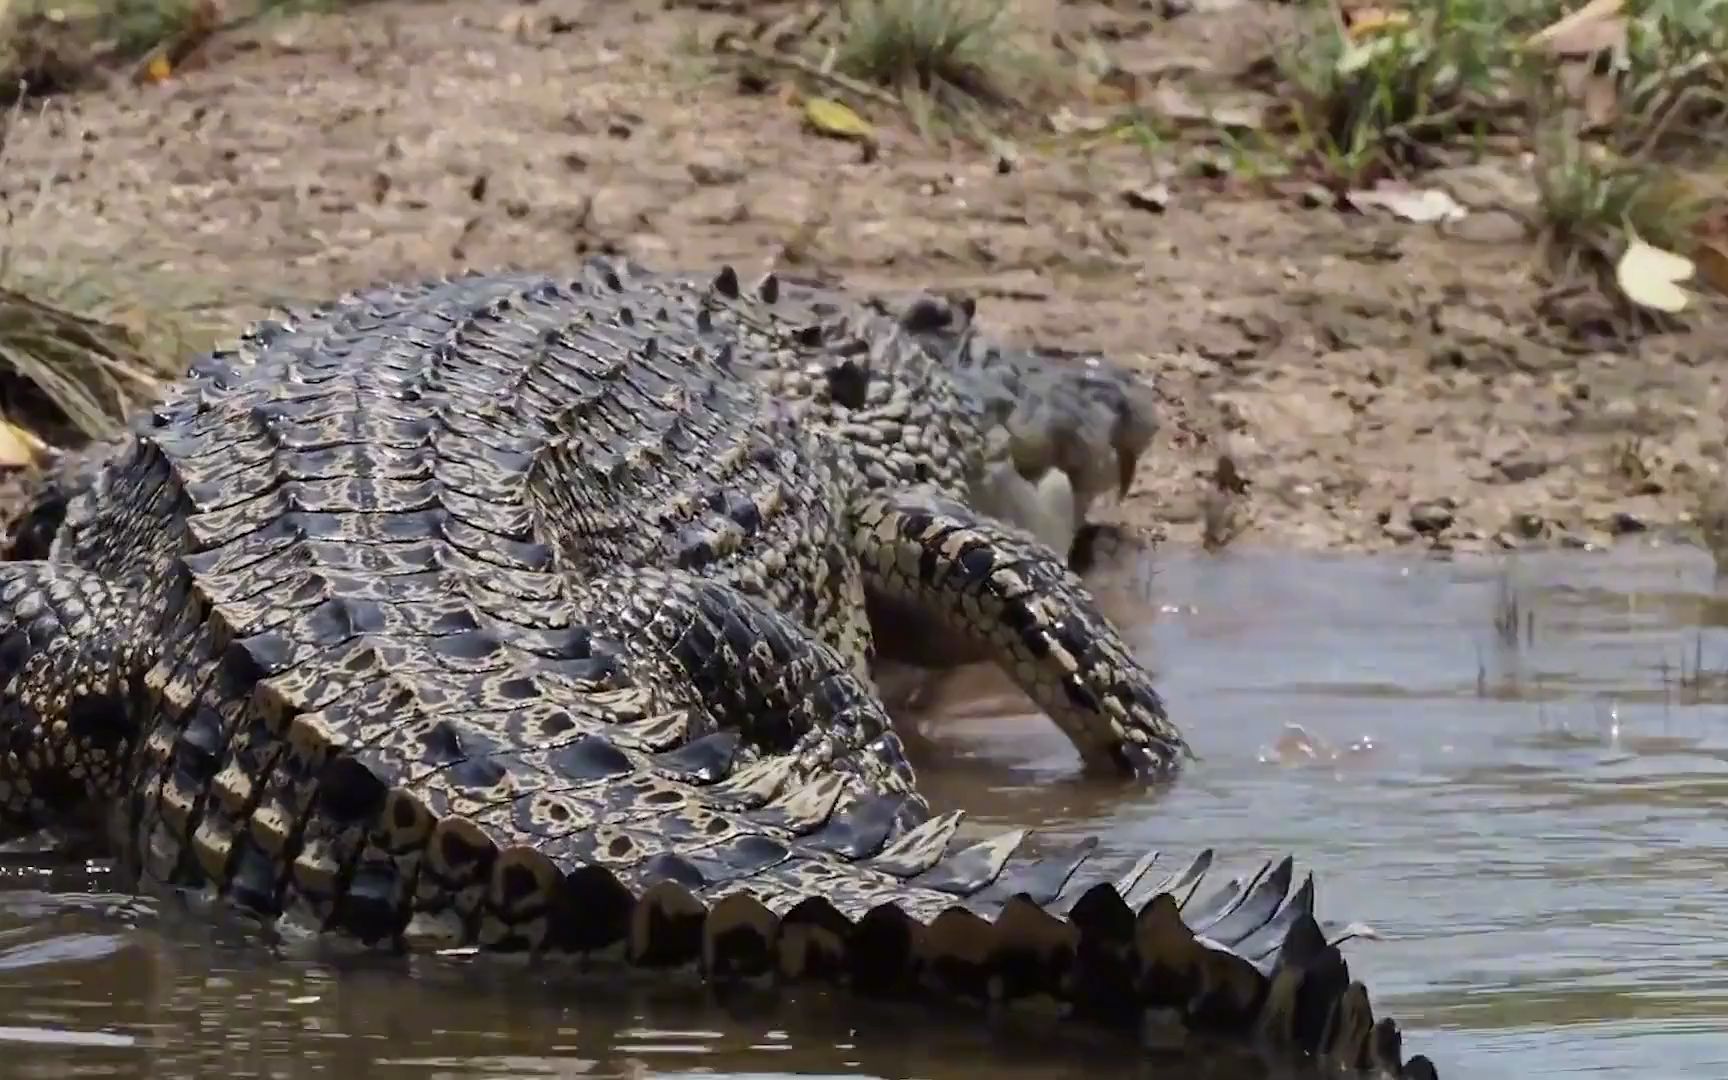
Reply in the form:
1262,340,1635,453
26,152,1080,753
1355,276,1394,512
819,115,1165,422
1408,501,1455,535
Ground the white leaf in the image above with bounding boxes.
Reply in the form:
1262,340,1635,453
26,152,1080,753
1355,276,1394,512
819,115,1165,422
1615,238,1694,313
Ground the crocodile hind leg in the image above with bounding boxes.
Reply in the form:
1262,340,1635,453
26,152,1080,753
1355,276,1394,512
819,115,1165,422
849,485,1188,778
572,566,925,821
0,562,149,840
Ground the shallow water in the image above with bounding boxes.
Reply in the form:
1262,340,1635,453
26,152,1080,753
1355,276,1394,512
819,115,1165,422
4,545,1728,1078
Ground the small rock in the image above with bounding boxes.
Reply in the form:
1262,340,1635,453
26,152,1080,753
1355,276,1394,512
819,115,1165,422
1493,456,1549,483
1609,511,1648,535
1408,501,1455,535
1441,209,1529,245
1510,512,1545,539
1122,183,1170,213
1382,519,1416,543
687,156,744,186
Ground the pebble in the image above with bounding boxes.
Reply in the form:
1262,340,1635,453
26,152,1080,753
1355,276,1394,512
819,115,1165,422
1408,501,1455,535
687,156,745,186
1493,456,1549,483
1609,511,1647,535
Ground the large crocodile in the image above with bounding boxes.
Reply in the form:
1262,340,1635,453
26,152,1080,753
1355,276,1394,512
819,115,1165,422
0,260,1437,1077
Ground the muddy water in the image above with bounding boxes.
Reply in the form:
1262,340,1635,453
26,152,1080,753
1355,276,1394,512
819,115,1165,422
3,547,1727,1079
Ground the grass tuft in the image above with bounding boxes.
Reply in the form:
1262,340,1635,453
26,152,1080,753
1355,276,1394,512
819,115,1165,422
1277,0,1727,299
834,0,1025,110
0,0,209,99
0,100,220,445
0,0,370,102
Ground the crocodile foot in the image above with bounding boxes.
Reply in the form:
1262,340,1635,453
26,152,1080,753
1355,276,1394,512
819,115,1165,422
851,485,1188,778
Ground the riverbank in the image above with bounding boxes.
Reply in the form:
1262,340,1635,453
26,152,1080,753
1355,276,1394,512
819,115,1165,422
2,0,1724,556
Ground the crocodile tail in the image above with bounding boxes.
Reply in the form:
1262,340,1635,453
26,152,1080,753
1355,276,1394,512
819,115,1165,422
426,804,1436,1077
695,845,1432,1077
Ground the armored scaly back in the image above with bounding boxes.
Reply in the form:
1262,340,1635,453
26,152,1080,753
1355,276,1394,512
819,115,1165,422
0,261,1436,1078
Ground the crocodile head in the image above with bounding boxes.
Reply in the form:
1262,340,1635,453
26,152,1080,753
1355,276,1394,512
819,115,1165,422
893,293,1161,522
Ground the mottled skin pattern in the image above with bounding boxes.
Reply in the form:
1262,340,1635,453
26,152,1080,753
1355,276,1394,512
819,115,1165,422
637,267,1161,567
0,262,1436,1077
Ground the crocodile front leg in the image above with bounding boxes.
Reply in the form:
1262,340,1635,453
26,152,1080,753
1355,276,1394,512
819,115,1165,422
0,562,149,840
849,486,1189,778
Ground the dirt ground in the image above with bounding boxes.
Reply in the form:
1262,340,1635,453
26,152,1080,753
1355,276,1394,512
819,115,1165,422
3,0,1725,556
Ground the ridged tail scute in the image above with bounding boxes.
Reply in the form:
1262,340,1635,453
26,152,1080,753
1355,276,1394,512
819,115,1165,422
375,795,1437,1078
0,562,149,840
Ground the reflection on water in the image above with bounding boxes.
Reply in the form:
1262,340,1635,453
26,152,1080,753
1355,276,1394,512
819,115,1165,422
6,545,1728,1078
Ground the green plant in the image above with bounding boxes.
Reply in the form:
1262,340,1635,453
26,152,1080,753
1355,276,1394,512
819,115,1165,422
1279,0,1551,181
835,0,1019,108
1532,125,1708,270
0,101,220,443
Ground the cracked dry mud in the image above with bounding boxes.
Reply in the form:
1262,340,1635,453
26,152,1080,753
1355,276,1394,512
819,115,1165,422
2,0,1723,556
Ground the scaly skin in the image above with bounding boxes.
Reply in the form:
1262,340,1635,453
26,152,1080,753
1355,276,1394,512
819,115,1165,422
0,265,1436,1077
2,261,1165,768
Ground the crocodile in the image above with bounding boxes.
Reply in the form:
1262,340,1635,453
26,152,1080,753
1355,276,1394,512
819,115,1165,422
0,260,1437,1077
4,268,1158,587
3,260,1166,759
628,268,1164,567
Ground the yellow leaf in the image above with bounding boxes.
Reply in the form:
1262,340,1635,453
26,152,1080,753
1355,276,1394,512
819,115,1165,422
1347,9,1412,40
1336,35,1399,76
803,97,874,142
146,53,173,83
1615,238,1694,313
0,420,46,468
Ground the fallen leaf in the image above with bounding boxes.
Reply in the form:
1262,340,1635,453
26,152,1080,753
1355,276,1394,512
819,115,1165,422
1048,107,1113,135
0,420,46,468
1345,184,1467,224
803,97,873,142
1529,1,1627,127
1693,240,1728,298
1526,0,1625,56
1335,35,1403,77
1346,8,1412,39
1615,237,1694,313
1559,57,1619,127
145,53,173,83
